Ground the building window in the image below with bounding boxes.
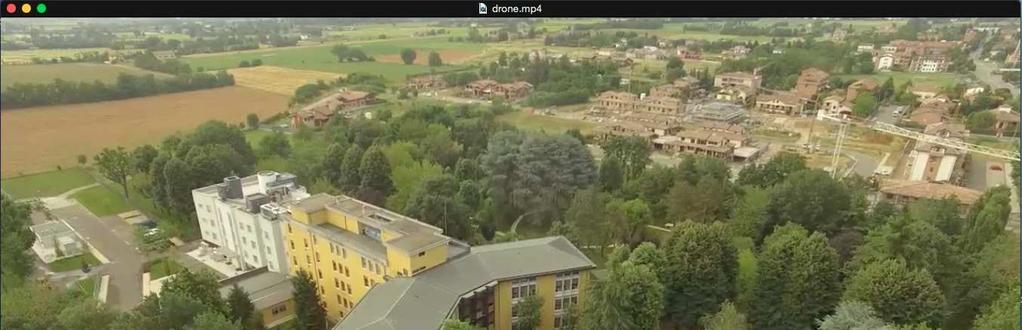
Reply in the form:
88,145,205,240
287,224,292,233
335,278,339,288
345,266,350,277
341,248,347,259
290,240,295,249
337,294,342,304
363,276,369,287
555,271,580,294
332,261,338,272
511,277,537,300
291,257,297,266
317,270,323,279
361,257,367,268
417,251,426,257
303,239,308,248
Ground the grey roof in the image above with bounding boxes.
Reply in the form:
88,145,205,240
292,193,337,213
218,269,294,310
335,236,595,330
290,219,389,262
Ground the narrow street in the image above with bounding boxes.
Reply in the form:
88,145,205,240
971,41,1019,97
50,204,145,311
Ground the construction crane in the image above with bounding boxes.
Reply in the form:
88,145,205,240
828,117,850,178
817,113,1021,161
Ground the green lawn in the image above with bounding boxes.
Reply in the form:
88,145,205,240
1,63,172,88
146,258,184,279
181,37,476,84
71,185,133,217
835,72,962,90
124,174,198,240
48,253,101,272
496,110,598,134
0,168,95,199
76,276,97,297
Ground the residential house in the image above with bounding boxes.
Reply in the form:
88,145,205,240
282,194,596,327
218,268,296,328
193,172,310,274
596,91,683,114
713,71,762,90
755,91,804,115
724,45,750,59
466,80,533,100
846,79,879,101
874,40,959,72
675,47,701,60
909,122,969,183
593,121,658,142
880,180,982,208
793,67,829,98
153,50,177,60
856,44,875,53
30,221,85,263
621,112,684,136
652,129,737,159
650,84,683,98
820,94,853,117
405,74,447,90
292,90,377,128
984,104,1021,137
908,97,956,126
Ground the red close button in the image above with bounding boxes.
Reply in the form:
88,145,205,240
6,3,17,14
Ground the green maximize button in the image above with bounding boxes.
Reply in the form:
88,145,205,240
36,3,47,14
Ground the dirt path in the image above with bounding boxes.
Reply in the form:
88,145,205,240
18,183,99,209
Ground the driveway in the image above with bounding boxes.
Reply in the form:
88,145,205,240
50,204,144,311
875,105,904,125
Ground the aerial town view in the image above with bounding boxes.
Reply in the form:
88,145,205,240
1,16,1020,330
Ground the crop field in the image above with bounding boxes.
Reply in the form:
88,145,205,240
181,37,478,84
325,23,486,41
1,63,172,88
227,66,343,96
0,86,288,177
1,48,143,65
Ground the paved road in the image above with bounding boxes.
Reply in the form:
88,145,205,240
965,157,1008,191
875,105,905,125
51,204,144,311
972,45,1019,97
846,151,880,177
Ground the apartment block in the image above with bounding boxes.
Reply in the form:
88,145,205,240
337,237,594,330
596,90,683,114
193,171,309,274
713,71,762,90
280,193,596,329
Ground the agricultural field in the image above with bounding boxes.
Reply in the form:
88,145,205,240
1,63,173,88
0,86,288,177
0,167,95,198
227,65,343,96
1,48,143,65
324,22,485,41
181,37,480,84
835,72,961,89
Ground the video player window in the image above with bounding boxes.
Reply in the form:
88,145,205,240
1,1,1019,330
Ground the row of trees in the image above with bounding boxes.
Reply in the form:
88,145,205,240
1,71,234,109
398,48,444,67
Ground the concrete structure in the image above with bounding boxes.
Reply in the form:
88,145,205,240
880,180,982,208
405,74,447,91
715,86,755,103
910,123,969,183
466,80,533,100
30,221,85,263
794,67,829,98
596,91,683,114
984,104,1021,137
755,92,804,115
908,84,940,100
152,50,177,60
689,101,747,124
193,171,310,274
282,193,595,328
908,97,956,126
713,71,762,90
219,268,296,328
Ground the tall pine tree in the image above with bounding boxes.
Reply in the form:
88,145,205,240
293,270,326,330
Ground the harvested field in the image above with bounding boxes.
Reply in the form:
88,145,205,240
376,49,479,65
227,66,343,96
1,86,288,177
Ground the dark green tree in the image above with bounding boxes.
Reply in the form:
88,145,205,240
662,221,738,327
226,284,263,330
764,169,851,238
700,301,749,330
246,113,259,129
844,259,945,327
0,195,35,289
737,152,806,188
94,146,134,197
358,145,394,204
579,261,664,330
749,224,841,330
603,136,651,180
339,145,364,192
293,270,326,330
186,311,241,330
258,131,291,158
972,285,1020,330
428,51,443,67
598,157,624,192
400,48,417,65
321,143,347,187
513,295,543,330
132,144,160,173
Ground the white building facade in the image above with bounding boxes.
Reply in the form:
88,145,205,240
193,171,309,273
